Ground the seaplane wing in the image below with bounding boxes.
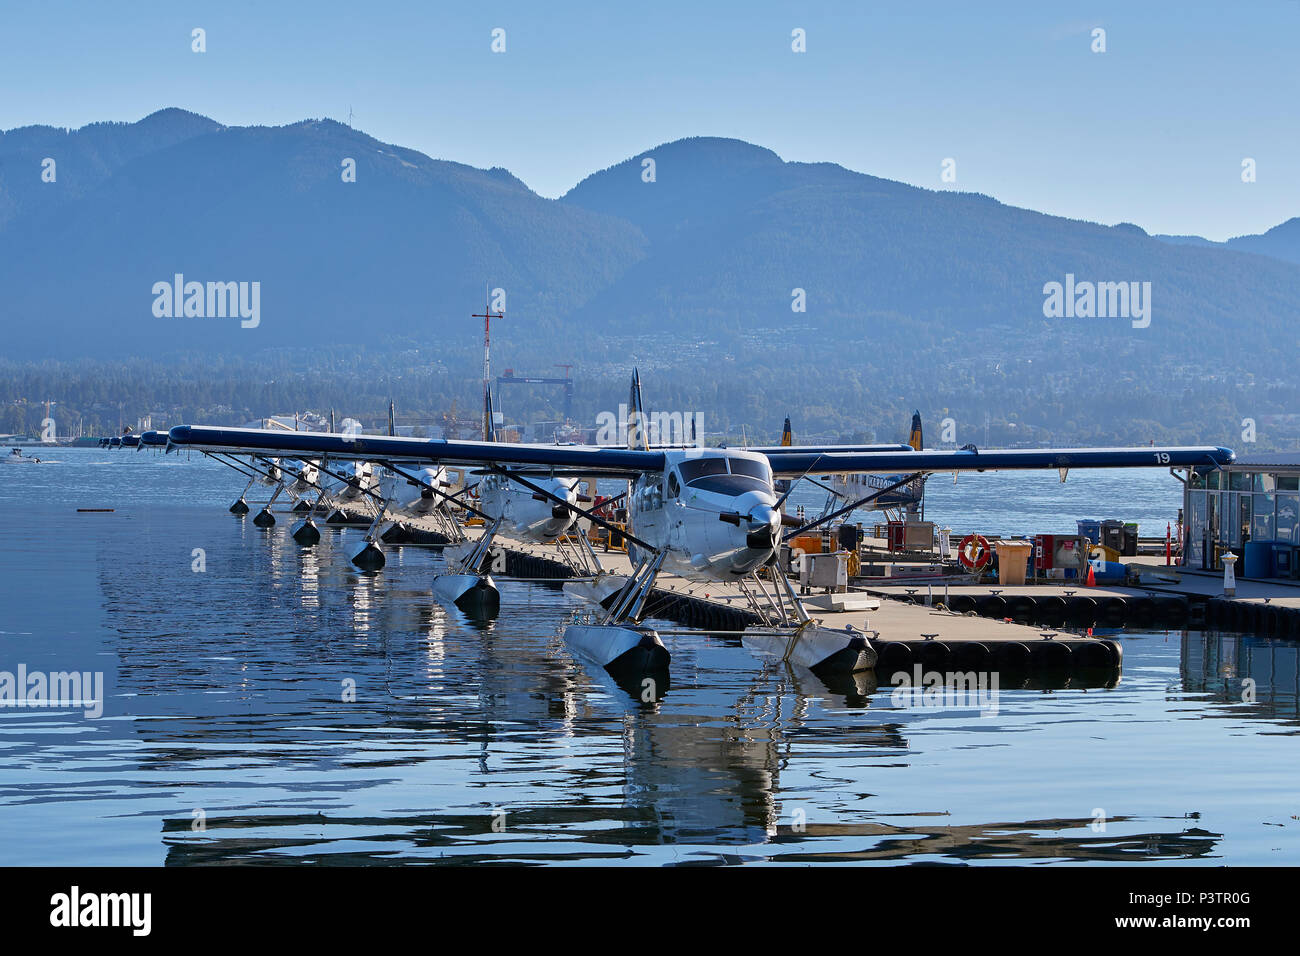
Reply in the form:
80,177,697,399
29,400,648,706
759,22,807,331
167,425,666,475
169,426,1233,477
765,445,1235,477
134,431,170,449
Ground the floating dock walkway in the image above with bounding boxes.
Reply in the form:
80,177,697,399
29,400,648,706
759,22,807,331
865,569,1300,639
474,535,1124,681
269,496,1300,650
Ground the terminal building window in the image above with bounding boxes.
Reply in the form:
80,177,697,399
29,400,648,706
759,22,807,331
1188,469,1300,571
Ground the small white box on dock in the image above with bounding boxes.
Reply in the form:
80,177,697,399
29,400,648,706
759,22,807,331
805,593,881,612
803,551,849,592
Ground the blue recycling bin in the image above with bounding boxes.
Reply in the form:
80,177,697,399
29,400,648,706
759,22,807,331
1077,520,1101,545
1243,541,1271,578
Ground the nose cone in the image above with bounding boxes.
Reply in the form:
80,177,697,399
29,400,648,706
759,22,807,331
743,503,781,552
735,488,775,514
750,503,779,531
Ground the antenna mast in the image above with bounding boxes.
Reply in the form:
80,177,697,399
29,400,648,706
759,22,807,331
472,286,504,441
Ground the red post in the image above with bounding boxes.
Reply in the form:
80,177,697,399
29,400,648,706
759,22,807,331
1165,522,1171,566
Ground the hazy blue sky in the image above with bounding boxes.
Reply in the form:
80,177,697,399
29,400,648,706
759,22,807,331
2,1,1296,239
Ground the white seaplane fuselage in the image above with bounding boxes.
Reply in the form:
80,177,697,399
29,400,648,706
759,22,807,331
378,465,452,516
626,448,781,581
823,470,922,513
285,458,318,490
477,471,581,541
320,460,377,502
440,471,581,579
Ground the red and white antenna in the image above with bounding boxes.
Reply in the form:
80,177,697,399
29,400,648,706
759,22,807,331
472,286,504,441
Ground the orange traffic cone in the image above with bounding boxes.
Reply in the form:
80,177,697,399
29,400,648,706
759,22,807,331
1086,564,1096,587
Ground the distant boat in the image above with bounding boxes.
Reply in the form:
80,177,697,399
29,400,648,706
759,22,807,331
3,447,43,464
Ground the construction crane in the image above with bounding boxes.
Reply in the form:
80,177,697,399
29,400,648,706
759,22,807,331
496,365,575,421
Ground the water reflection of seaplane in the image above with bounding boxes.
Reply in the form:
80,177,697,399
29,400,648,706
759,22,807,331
166,371,1233,682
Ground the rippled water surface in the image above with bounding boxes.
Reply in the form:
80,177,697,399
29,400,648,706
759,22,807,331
0,450,1295,865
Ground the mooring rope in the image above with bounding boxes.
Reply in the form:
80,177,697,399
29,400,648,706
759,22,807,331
781,619,815,663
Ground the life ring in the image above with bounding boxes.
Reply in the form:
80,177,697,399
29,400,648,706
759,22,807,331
958,533,992,571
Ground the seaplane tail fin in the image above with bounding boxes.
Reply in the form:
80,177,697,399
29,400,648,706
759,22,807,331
908,411,923,451
780,417,793,447
627,369,649,452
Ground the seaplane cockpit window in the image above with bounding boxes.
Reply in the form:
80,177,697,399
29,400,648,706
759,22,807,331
729,458,772,483
678,458,728,485
679,456,772,496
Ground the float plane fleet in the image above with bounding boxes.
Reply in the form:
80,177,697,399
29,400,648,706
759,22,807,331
148,371,1234,683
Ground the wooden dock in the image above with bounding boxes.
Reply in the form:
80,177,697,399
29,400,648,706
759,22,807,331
470,534,1124,681
277,499,1300,640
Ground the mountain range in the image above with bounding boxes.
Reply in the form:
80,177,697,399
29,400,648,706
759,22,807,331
1,109,1297,446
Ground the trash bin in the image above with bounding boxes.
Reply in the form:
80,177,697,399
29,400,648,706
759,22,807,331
994,539,1034,586
1077,519,1101,545
1122,522,1139,557
1243,541,1272,578
1101,519,1125,553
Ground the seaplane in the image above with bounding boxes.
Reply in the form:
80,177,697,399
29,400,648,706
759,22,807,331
431,387,609,616
776,413,927,524
164,370,1234,683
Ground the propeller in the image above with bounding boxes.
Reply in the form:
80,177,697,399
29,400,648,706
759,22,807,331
718,508,800,528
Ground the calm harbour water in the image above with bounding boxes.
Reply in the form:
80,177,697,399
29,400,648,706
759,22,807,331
0,448,1295,866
